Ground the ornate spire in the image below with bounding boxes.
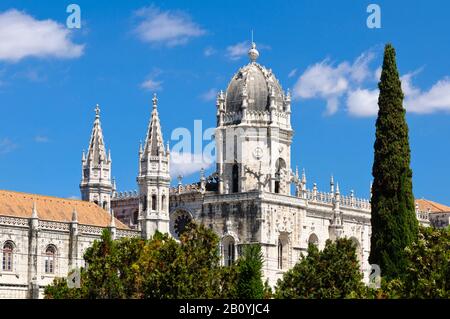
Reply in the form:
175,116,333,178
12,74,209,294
86,104,109,166
142,93,165,158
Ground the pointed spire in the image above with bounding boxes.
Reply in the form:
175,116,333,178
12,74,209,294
301,168,306,184
72,208,78,222
86,104,108,166
31,201,38,219
295,166,299,178
166,141,170,155
335,182,340,195
142,94,165,158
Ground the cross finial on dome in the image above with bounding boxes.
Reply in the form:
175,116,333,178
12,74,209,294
152,93,158,109
248,41,259,63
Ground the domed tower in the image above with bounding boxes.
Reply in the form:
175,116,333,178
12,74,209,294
216,42,293,195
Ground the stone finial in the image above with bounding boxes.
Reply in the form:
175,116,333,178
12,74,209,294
166,141,170,155
72,208,78,222
330,175,335,193
177,175,183,186
301,168,306,184
95,104,100,119
31,201,38,219
110,210,116,228
152,93,158,109
248,42,259,63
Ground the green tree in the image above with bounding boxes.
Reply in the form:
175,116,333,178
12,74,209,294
369,43,419,279
45,222,235,299
274,239,366,299
376,226,450,298
235,244,265,299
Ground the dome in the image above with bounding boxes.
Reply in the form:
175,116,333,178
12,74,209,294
225,43,284,113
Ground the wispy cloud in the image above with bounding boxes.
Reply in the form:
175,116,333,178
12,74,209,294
200,88,217,102
141,78,162,91
133,6,206,47
226,41,249,61
204,46,216,57
141,69,163,91
0,9,84,62
34,135,49,143
170,151,214,178
0,138,18,154
288,68,297,78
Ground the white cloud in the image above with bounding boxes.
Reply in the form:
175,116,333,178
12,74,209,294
200,88,217,102
0,9,84,62
141,78,162,91
374,67,382,82
346,88,379,117
34,135,49,143
226,41,249,61
134,6,206,47
204,46,215,57
293,52,376,115
288,68,297,78
404,75,450,114
0,138,18,154
170,151,214,178
293,59,350,114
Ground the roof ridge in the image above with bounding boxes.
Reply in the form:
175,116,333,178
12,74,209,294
0,189,87,203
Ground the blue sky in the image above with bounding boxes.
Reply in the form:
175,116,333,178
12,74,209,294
0,0,449,204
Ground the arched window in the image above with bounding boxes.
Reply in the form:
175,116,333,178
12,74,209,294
308,234,319,247
232,164,239,193
2,242,13,271
350,237,362,263
277,239,283,269
102,201,108,210
93,200,99,206
151,194,157,210
274,158,286,194
222,236,235,266
142,195,147,211
44,245,56,274
133,210,139,224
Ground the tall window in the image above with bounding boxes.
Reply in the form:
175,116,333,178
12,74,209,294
151,194,157,210
232,164,239,193
2,242,14,272
45,245,56,274
277,240,283,269
223,236,235,266
133,210,139,224
161,195,166,210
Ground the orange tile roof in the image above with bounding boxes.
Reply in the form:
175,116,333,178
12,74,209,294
416,198,450,213
0,190,129,229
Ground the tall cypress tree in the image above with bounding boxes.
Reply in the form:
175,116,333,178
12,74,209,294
369,44,419,279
